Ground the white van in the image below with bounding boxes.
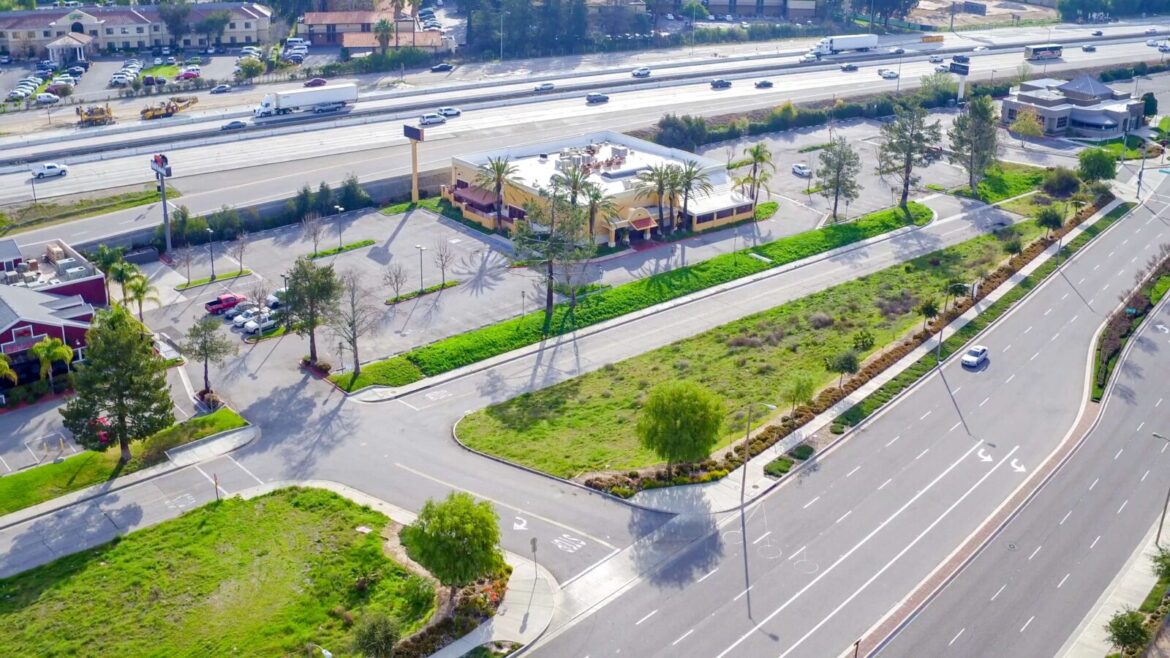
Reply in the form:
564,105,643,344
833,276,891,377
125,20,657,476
285,38,307,47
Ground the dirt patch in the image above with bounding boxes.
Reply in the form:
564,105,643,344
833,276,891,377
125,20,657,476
909,0,1057,29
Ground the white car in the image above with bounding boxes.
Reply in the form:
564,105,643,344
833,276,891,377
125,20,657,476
664,12,674,19
880,69,900,79
533,82,556,93
1149,39,1159,47
233,307,264,327
631,66,651,78
244,314,277,334
154,57,163,65
35,93,60,104
799,52,818,63
31,163,68,178
791,163,812,177
935,64,950,73
972,45,988,52
224,301,258,319
419,113,446,125
961,345,989,368
266,288,286,308
928,54,943,63
1148,27,1160,35
436,106,461,116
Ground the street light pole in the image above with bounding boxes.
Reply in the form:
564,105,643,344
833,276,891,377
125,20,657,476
206,227,216,280
414,244,426,292
334,205,344,248
739,402,777,509
1154,432,1170,545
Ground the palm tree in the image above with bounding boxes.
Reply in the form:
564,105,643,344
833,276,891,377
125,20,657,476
676,160,713,234
124,273,161,321
474,156,518,233
0,353,17,386
750,170,774,209
743,142,775,204
108,261,141,304
552,164,590,207
91,244,123,304
29,336,72,390
582,182,617,242
635,163,671,234
663,165,683,233
918,298,940,332
374,18,394,55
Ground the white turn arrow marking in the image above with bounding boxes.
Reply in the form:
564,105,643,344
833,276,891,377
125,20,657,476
1157,323,1170,334
977,448,993,463
513,516,528,531
1010,458,1026,473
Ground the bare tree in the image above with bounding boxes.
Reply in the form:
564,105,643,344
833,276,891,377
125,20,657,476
329,270,382,377
433,239,455,286
173,246,193,283
228,231,248,274
302,213,324,257
251,280,271,309
383,262,408,303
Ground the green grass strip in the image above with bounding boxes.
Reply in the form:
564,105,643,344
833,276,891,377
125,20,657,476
0,188,180,233
309,239,375,259
176,269,252,290
837,202,1135,427
243,325,289,343
381,196,495,235
332,202,932,392
0,407,246,516
755,201,779,221
387,279,460,305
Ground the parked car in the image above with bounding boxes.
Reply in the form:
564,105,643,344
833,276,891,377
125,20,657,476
224,301,258,319
31,162,68,178
710,78,731,89
205,293,247,314
35,93,60,104
266,288,286,308
928,54,943,63
534,82,556,93
754,80,773,88
839,62,858,72
631,66,651,78
0,55,10,64
304,77,327,87
233,307,266,328
961,345,989,368
419,112,446,125
436,106,461,116
177,71,200,80
45,83,72,95
210,84,232,94
221,120,247,131
244,314,278,335
430,62,454,72
585,92,609,104
791,163,811,177
154,57,163,66
166,56,177,65
67,66,86,77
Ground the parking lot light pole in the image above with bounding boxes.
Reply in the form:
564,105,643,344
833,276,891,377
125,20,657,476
737,402,777,509
1154,432,1170,545
334,205,344,248
414,244,426,292
206,227,216,281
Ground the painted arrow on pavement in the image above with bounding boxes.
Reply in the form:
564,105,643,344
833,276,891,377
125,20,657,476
977,448,993,463
1010,458,1027,473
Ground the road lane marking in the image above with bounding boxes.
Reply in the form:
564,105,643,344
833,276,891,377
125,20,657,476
920,411,932,420
1108,250,1115,257
950,422,962,432
193,465,230,497
1119,500,1129,515
1093,264,1100,271
1091,535,1101,549
1158,398,1164,408
1164,443,1169,454
698,568,719,583
636,610,658,625
1044,307,1052,316
991,584,1006,601
1005,374,1016,384
1050,332,1060,342
1060,510,1072,525
1090,477,1099,491
878,478,892,491
916,449,930,460
836,510,852,524
1021,616,1035,633
1028,546,1042,560
0,454,9,473
753,531,773,545
787,547,806,562
226,456,264,485
1003,344,1012,352
1024,326,1033,334
1070,314,1079,323
733,586,753,601
396,398,419,411
1118,268,1125,277
672,629,694,646
949,628,965,646
1115,448,1124,460
761,443,1016,658
394,462,616,549
846,466,860,477
1058,573,1069,589
1031,351,1040,361
803,497,820,509
952,387,962,395
886,435,901,447
1144,470,1151,482
1138,422,1146,432
979,397,990,407
1078,277,1086,285
1061,293,1069,300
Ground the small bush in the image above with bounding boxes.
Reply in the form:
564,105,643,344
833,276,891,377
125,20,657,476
790,444,815,460
808,312,834,329
763,457,794,478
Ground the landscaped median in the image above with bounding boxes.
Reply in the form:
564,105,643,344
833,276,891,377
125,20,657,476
175,269,253,291
0,187,178,234
388,280,460,305
456,194,1119,497
331,202,933,392
309,238,376,260
0,407,246,517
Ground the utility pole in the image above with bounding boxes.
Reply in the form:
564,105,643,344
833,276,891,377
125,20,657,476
151,154,173,253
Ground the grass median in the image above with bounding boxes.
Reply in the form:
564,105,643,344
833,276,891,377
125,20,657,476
458,217,1040,479
176,269,252,291
309,238,375,260
0,407,246,517
332,202,933,392
955,162,1045,203
0,187,179,234
0,487,436,656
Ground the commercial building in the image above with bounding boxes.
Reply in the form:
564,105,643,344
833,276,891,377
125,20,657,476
298,12,448,50
0,3,272,59
1000,75,1144,137
0,238,107,307
442,131,756,247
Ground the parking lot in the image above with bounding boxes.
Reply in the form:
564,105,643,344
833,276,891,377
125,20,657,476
0,401,81,475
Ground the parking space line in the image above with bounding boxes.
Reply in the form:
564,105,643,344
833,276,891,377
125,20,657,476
0,454,9,473
193,464,231,497
227,455,264,486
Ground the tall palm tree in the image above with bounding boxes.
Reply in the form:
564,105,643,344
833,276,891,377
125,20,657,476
124,273,161,322
374,18,394,55
107,261,141,304
744,142,775,203
29,336,72,390
0,353,17,386
676,160,713,234
750,170,774,209
635,163,671,234
474,156,518,233
582,181,617,242
552,164,589,207
663,165,683,233
91,244,123,304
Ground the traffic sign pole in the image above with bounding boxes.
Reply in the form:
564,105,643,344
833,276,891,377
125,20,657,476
151,154,173,253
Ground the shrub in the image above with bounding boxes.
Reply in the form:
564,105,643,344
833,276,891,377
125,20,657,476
1041,167,1080,198
790,444,816,460
808,312,834,329
763,456,793,478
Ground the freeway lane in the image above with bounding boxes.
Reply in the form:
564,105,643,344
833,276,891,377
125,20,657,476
4,39,1162,240
525,192,1168,656
876,208,1170,656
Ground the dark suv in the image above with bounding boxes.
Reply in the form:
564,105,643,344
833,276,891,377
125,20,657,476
710,78,732,89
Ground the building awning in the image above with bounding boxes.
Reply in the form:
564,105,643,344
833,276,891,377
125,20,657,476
454,185,496,207
686,188,750,215
1070,112,1117,127
630,216,658,230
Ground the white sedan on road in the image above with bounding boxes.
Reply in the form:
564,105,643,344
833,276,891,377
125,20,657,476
961,345,989,369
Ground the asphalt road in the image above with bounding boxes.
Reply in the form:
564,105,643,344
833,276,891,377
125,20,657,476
526,185,1170,656
876,202,1170,656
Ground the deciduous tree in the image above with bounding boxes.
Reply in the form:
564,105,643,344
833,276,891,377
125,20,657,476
948,93,999,193
328,270,382,377
229,231,248,274
302,213,324,256
1079,147,1118,182
383,262,408,303
158,0,192,43
1105,607,1149,653
635,380,723,476
828,349,860,389
817,136,862,221
60,306,174,463
284,257,342,364
1036,206,1064,238
877,100,942,208
433,239,455,286
401,492,503,589
1009,108,1044,147
783,373,816,412
181,315,236,395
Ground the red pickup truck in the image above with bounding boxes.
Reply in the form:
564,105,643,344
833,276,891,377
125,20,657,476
204,293,247,314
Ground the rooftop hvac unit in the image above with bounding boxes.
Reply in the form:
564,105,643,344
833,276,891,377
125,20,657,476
16,262,28,273
55,257,77,272
3,271,18,284
26,258,39,271
612,146,628,158
65,266,87,281
45,245,65,263
22,271,37,284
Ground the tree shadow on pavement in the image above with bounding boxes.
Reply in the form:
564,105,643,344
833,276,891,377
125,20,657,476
626,486,723,590
454,250,511,296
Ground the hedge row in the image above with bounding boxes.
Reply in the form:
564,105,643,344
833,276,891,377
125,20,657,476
334,202,932,391
1092,246,1170,401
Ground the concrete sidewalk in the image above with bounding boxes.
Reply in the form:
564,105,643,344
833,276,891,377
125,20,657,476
631,197,1126,514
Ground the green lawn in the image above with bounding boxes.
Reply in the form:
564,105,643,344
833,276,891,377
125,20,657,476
0,407,246,516
458,218,1042,478
141,64,180,79
309,238,376,260
999,193,1079,221
0,487,435,656
1159,116,1170,135
0,188,178,234
387,279,460,304
332,202,933,392
1076,135,1148,160
176,269,253,290
955,162,1046,203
